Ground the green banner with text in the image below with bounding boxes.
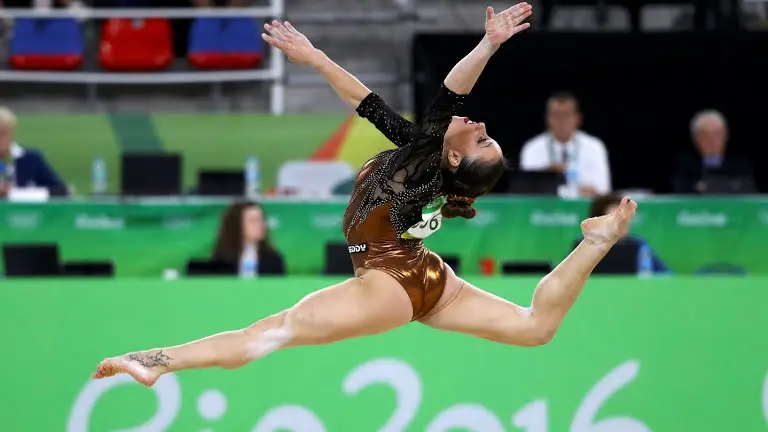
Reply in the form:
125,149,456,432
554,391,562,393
1,197,767,276
1,277,766,431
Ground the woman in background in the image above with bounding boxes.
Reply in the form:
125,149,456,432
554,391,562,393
587,193,668,273
213,201,285,276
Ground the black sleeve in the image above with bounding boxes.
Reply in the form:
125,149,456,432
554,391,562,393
356,92,416,148
414,84,466,150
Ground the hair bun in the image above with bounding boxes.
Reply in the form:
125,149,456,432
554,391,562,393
441,195,477,219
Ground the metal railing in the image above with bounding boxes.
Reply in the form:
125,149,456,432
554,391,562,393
0,4,286,114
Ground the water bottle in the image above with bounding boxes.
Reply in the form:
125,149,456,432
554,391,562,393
92,157,107,195
565,163,578,186
245,156,260,199
637,243,654,277
561,161,579,198
0,161,14,187
240,244,257,278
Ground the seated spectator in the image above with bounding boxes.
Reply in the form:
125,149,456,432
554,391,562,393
673,110,753,194
0,107,68,197
581,193,669,274
212,201,285,276
519,92,611,197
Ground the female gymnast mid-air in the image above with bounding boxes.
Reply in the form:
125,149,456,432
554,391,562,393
93,3,637,386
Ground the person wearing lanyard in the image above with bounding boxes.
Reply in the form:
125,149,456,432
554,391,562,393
519,92,611,197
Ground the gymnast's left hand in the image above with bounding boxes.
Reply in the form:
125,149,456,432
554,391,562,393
484,2,532,48
262,21,320,66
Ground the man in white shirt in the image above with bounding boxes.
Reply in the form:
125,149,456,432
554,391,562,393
519,92,611,197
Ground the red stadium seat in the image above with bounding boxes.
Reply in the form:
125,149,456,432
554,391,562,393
99,18,173,71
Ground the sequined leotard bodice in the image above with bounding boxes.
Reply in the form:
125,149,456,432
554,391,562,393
342,84,465,320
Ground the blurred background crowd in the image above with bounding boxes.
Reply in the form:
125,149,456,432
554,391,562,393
0,0,766,279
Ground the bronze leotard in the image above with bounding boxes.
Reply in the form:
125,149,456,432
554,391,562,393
343,173,447,321
342,85,465,320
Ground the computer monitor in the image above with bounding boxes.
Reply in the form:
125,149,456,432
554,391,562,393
508,170,564,195
700,169,757,194
2,243,61,277
197,170,245,197
121,153,182,196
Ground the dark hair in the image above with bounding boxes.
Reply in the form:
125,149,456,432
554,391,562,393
547,91,580,113
212,201,276,263
589,193,622,219
441,156,508,219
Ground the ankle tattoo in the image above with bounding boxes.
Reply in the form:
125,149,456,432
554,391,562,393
128,350,173,368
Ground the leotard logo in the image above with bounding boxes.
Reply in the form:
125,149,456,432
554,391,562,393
348,244,368,254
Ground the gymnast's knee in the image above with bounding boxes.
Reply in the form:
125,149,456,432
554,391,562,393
219,311,293,369
503,311,558,348
517,324,557,347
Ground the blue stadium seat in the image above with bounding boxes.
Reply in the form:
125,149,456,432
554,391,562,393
188,18,262,69
219,18,262,54
188,18,222,55
10,18,84,70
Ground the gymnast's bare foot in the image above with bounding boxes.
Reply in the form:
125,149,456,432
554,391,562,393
581,196,637,246
92,350,171,387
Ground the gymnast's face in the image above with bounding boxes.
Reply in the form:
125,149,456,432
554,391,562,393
242,206,267,244
442,116,502,169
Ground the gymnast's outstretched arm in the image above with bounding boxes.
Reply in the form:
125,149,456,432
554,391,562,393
443,3,532,95
262,21,369,109
412,3,532,142
262,20,418,147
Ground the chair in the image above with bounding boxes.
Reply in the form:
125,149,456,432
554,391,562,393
188,18,263,69
2,243,61,277
10,19,83,70
501,261,553,275
277,161,356,197
331,177,355,195
100,18,173,71
186,259,237,277
540,0,715,31
323,242,354,275
121,153,182,196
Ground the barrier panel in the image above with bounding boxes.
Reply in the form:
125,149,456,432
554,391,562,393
1,277,766,431
1,197,767,276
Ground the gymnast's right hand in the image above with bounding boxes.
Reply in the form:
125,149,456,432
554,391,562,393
262,21,320,66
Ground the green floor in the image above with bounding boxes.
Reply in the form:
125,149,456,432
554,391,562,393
1,277,766,431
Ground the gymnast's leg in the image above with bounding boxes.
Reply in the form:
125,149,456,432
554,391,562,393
92,269,413,386
421,197,637,346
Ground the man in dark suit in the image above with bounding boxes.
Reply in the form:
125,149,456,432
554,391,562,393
673,109,752,194
0,107,68,197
